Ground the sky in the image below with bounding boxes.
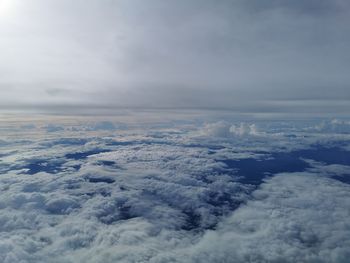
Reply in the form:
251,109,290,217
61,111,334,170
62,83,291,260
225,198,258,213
1,0,350,114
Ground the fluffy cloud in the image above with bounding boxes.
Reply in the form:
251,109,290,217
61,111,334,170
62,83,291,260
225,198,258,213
309,119,350,134
200,121,259,138
230,123,258,136
0,116,350,262
186,172,350,263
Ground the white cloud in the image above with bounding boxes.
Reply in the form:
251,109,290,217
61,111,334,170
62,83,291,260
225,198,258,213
185,172,350,263
201,121,233,137
200,121,260,138
310,119,350,134
230,123,259,136
0,116,350,262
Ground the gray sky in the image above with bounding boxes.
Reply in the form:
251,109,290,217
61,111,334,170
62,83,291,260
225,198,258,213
1,0,350,114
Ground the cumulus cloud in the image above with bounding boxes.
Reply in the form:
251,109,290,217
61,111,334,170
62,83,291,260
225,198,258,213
311,119,350,134
185,172,350,263
200,121,233,137
0,116,350,262
230,123,259,136
200,121,259,138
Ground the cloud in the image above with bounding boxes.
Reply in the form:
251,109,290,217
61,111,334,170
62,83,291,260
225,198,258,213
200,121,233,137
186,172,350,263
230,123,259,136
311,119,350,134
88,121,116,131
0,116,350,262
200,121,259,138
20,124,36,130
1,0,350,113
44,124,65,133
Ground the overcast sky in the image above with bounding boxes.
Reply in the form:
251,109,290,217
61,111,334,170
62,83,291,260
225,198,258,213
1,0,350,114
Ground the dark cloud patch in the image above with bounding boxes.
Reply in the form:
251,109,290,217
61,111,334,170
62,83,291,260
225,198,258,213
89,121,117,131
86,176,115,184
237,0,347,15
65,149,110,160
41,138,88,147
45,124,65,133
220,146,350,185
13,157,80,175
19,159,67,175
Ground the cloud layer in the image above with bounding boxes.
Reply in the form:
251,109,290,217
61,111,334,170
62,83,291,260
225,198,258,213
1,115,350,262
1,0,350,113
